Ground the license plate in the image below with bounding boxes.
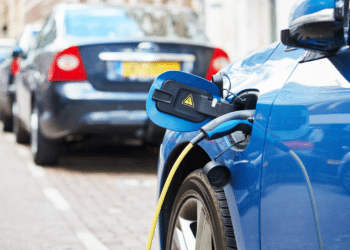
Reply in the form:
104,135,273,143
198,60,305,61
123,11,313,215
112,61,181,79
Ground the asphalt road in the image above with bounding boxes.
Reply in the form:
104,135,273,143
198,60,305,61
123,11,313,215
0,128,161,250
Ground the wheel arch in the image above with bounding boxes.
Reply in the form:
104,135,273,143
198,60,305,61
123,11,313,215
159,142,211,248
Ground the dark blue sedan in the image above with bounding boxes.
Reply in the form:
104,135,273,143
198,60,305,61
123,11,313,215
15,4,229,165
147,0,350,249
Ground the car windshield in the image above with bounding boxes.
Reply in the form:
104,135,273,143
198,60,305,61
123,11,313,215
64,7,207,41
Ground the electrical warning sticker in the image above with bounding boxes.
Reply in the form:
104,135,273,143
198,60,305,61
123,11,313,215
182,94,194,108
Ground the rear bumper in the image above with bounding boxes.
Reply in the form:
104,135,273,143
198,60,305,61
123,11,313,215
82,110,148,126
38,81,165,143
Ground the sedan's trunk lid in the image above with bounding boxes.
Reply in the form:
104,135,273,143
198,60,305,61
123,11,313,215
78,40,215,93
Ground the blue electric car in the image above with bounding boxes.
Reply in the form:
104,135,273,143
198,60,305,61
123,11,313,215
148,0,350,249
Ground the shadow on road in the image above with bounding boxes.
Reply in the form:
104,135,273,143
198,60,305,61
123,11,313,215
47,144,159,175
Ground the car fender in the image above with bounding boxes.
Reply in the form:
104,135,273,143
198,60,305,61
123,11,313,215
158,129,245,248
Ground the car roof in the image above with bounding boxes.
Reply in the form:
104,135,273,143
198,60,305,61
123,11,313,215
53,3,199,21
0,38,15,47
50,3,209,47
23,23,42,32
57,3,196,12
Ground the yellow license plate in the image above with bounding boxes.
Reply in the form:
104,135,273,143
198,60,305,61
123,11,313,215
123,62,180,78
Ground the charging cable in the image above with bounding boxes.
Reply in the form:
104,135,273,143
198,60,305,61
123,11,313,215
146,110,255,250
254,124,323,250
147,108,323,250
146,133,203,250
272,142,323,250
289,150,323,250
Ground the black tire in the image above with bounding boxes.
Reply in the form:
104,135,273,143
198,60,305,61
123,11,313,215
166,170,237,250
13,115,30,144
2,114,13,132
31,106,59,166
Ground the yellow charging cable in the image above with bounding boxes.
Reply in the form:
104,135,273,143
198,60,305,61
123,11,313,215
146,139,324,250
146,142,194,250
145,111,255,249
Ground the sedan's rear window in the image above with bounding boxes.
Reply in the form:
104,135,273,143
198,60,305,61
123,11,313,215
64,7,207,41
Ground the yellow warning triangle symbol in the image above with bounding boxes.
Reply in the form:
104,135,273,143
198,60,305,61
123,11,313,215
182,94,194,108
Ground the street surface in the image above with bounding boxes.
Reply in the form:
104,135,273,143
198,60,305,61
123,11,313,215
0,128,160,250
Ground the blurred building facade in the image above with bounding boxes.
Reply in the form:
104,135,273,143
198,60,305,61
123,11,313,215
0,0,201,37
0,0,25,38
0,0,298,61
205,0,299,61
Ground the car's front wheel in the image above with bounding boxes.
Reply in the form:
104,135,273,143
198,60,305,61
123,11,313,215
1,99,14,132
13,101,29,144
13,114,30,144
2,113,13,132
31,105,59,165
166,170,237,250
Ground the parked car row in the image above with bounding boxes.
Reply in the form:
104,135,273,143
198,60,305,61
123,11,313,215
0,37,16,130
0,24,41,132
0,3,230,166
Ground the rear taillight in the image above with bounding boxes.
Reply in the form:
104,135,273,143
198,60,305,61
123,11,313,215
47,46,88,82
205,48,230,81
10,58,20,76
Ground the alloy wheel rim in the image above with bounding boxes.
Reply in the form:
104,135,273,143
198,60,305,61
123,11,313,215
171,197,214,250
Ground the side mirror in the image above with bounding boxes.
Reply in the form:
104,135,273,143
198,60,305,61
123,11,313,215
12,46,23,58
146,71,227,132
281,0,349,53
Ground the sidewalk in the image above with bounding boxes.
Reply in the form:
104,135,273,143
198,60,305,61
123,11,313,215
0,132,160,250
0,133,85,250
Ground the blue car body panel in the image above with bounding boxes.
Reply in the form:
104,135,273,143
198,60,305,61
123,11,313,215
157,43,309,249
262,53,350,249
157,0,350,248
159,41,350,249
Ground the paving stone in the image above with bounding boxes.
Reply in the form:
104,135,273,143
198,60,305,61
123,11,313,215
0,133,85,250
0,132,161,250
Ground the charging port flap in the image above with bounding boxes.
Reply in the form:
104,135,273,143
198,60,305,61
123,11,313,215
147,71,225,132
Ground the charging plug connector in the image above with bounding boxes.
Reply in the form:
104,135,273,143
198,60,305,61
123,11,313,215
199,110,254,140
201,120,251,140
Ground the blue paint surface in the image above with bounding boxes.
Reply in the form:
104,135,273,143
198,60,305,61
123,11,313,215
156,18,350,249
289,0,334,24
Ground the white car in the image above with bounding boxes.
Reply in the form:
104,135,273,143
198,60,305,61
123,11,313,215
0,38,15,63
